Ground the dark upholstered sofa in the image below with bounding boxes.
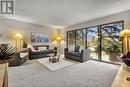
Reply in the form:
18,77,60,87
28,45,57,60
64,47,91,62
3,52,27,67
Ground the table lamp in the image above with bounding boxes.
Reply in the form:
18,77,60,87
56,36,62,54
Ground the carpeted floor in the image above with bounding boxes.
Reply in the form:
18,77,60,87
9,60,119,87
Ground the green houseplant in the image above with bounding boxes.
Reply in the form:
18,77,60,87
22,41,27,48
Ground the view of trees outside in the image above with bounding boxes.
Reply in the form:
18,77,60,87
67,21,123,64
76,29,86,50
67,31,75,51
101,22,122,64
87,27,99,60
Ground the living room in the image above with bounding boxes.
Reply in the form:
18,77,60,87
0,0,130,87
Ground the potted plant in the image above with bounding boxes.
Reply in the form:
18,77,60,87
22,41,27,48
22,41,28,52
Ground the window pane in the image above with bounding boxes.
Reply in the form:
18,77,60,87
101,22,123,64
76,29,86,51
67,31,75,50
87,27,99,60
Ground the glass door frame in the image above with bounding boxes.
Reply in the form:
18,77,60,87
66,20,124,64
99,21,124,63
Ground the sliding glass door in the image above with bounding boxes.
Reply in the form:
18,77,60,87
67,21,123,64
76,29,86,50
87,27,99,60
101,22,123,64
67,31,76,51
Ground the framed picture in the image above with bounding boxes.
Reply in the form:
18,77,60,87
31,32,50,44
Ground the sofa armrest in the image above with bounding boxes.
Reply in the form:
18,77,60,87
81,49,91,61
5,52,20,66
27,48,32,60
54,47,57,51
64,48,68,52
54,47,57,56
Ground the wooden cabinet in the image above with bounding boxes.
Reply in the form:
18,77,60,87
0,62,8,87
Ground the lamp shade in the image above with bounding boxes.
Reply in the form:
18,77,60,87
56,37,62,41
15,33,23,39
120,29,130,37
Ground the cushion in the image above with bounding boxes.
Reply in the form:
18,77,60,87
32,50,49,55
49,49,57,53
121,55,126,59
66,51,81,57
27,45,36,51
20,53,28,58
32,50,40,52
49,45,55,49
126,52,130,58
68,46,75,51
74,46,80,52
79,46,85,52
38,47,47,51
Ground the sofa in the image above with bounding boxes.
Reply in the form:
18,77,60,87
64,46,91,62
3,52,27,67
28,45,57,60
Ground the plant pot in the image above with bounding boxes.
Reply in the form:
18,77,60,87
109,54,121,62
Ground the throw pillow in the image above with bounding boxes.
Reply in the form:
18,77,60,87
79,46,85,52
126,52,130,58
49,45,55,49
20,53,28,58
27,45,36,51
68,46,74,51
38,47,47,51
74,46,80,52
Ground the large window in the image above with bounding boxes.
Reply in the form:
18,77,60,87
67,21,123,64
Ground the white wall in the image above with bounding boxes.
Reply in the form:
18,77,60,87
66,10,130,31
65,10,130,49
0,18,66,53
0,18,57,45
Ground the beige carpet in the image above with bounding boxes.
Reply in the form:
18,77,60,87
9,60,119,87
37,58,74,71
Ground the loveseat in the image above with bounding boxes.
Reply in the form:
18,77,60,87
28,45,57,60
64,46,91,62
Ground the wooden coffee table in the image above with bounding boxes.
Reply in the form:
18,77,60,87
49,55,60,63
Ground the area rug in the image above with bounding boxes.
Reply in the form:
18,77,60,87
37,58,74,71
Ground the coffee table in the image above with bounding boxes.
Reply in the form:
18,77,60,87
49,54,60,63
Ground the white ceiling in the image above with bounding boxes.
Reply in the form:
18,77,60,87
7,0,130,28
